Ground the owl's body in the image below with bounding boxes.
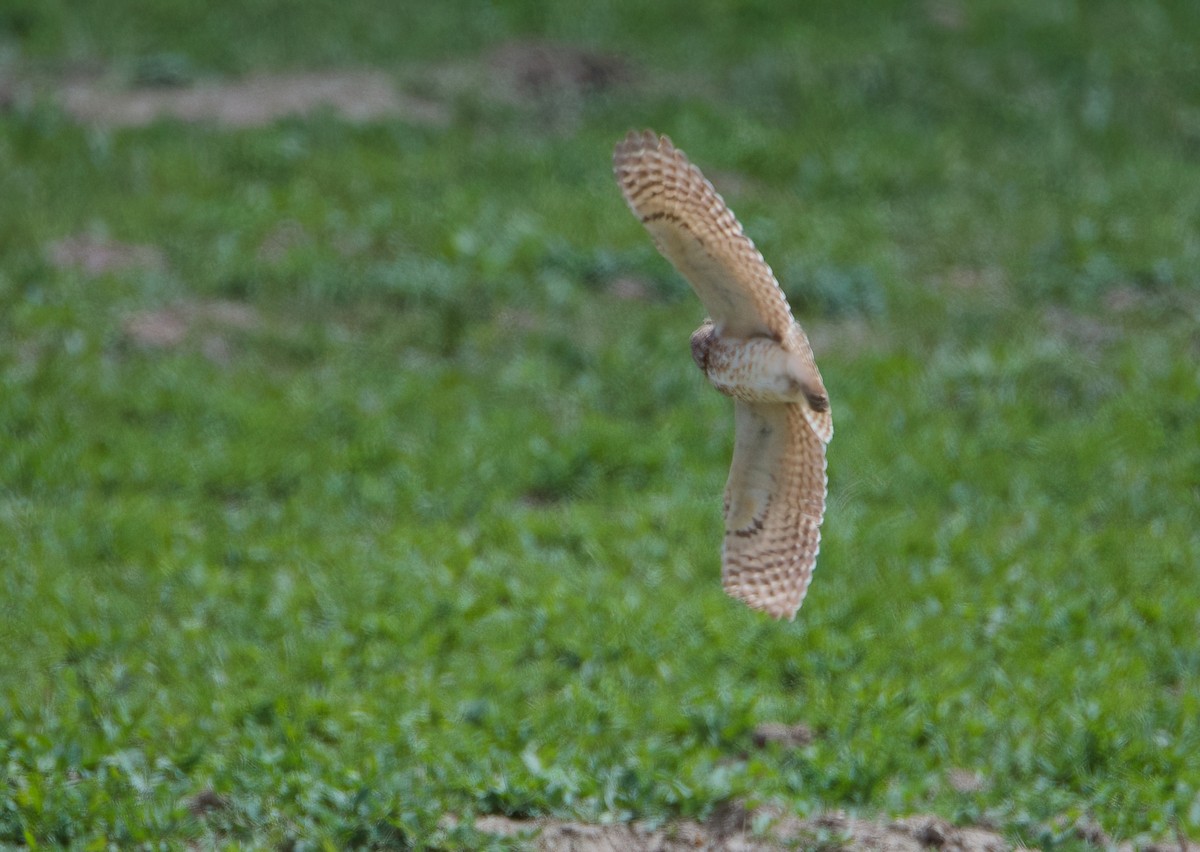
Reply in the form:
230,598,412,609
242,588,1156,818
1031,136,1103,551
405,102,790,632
691,321,830,414
613,130,831,620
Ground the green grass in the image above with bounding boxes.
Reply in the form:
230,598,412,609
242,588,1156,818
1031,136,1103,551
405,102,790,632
2,0,1200,848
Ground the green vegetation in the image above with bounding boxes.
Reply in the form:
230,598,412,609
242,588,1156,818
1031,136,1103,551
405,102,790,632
2,0,1198,848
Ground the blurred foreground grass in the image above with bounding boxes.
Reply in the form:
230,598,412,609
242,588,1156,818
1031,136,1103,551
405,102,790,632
1,0,1199,848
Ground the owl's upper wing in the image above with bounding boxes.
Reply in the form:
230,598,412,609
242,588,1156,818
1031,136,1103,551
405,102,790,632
721,401,827,620
613,130,795,342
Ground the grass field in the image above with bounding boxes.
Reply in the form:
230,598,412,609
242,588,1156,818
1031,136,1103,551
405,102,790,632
2,1,1199,848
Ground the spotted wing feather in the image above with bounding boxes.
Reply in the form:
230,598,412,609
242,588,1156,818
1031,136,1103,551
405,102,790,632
613,130,794,341
722,402,827,620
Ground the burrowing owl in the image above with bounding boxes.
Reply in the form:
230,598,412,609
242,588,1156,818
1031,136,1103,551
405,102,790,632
613,130,832,621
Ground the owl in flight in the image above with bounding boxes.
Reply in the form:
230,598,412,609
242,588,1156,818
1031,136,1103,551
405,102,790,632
613,130,832,620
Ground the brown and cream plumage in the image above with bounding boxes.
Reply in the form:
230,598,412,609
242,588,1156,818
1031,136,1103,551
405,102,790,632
613,130,832,620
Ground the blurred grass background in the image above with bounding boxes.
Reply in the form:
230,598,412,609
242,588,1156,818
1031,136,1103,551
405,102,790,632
1,0,1199,848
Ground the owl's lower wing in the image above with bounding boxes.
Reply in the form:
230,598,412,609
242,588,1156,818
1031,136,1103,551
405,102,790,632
613,130,795,341
722,402,828,620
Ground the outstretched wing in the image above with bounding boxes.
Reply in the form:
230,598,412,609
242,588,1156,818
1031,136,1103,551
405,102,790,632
722,402,827,620
614,129,832,443
613,130,794,341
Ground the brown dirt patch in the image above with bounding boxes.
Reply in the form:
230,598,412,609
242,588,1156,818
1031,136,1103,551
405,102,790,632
1041,304,1124,353
486,40,632,101
58,70,449,128
122,309,190,349
606,275,652,301
946,768,989,795
458,807,1200,852
9,40,632,131
458,808,1014,851
751,721,816,749
925,0,968,31
47,234,166,276
409,39,636,133
121,300,259,363
184,788,232,818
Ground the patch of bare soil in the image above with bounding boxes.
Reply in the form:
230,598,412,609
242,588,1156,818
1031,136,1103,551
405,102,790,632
924,0,968,31
606,275,652,301
751,722,816,749
184,788,232,818
459,808,1014,852
57,70,448,128
8,40,633,131
121,300,258,363
47,233,166,276
1041,304,1125,354
485,39,632,101
461,806,1200,852
412,39,635,133
945,768,989,795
